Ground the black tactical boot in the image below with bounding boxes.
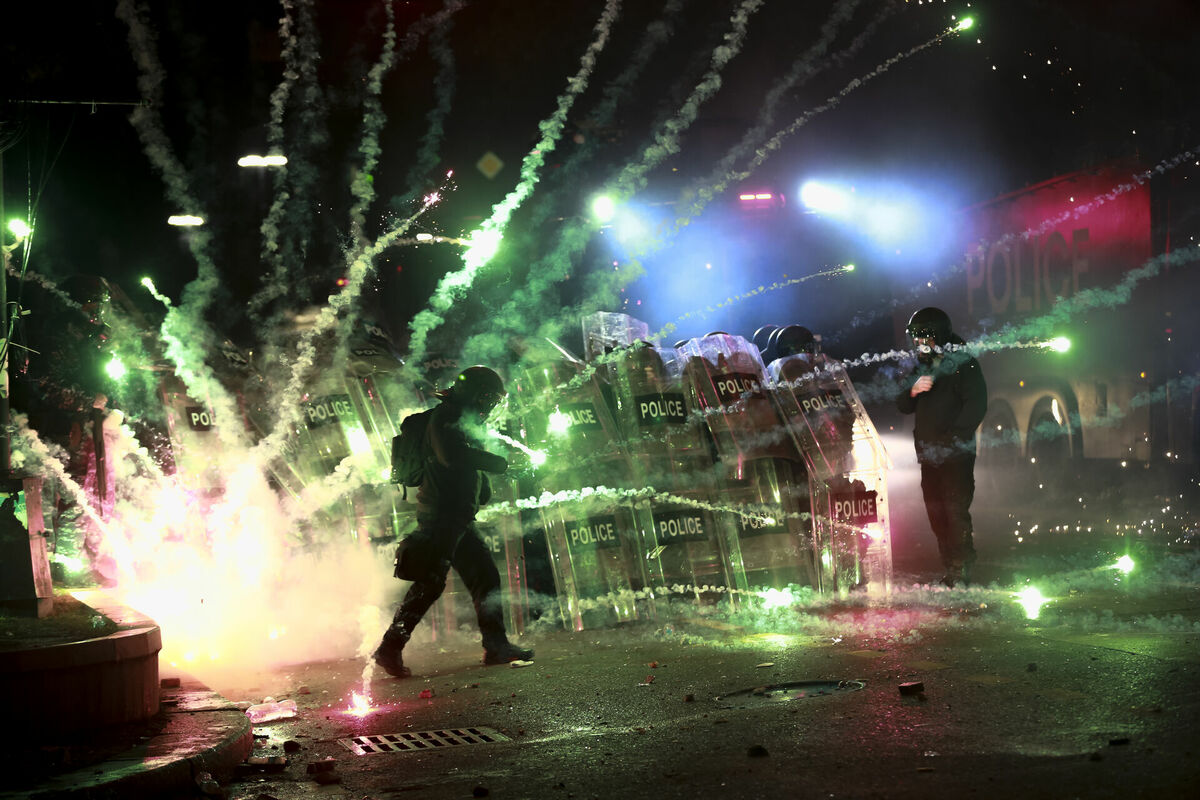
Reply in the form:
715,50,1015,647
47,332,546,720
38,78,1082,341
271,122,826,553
482,641,534,665
373,645,412,678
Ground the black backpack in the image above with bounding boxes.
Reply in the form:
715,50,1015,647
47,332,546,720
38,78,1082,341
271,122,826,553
390,409,434,495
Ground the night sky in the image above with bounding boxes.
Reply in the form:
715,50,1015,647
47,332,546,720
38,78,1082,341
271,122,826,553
2,0,1198,354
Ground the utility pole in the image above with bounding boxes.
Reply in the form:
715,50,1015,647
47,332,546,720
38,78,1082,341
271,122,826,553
0,152,9,476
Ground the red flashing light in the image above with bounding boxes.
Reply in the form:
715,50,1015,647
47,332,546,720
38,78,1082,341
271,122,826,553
336,277,348,286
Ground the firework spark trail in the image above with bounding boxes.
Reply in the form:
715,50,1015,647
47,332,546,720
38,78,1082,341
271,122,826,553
647,265,855,344
250,196,441,467
116,0,249,441
474,483,809,526
460,0,766,366
347,0,399,246
249,0,311,320
283,451,376,529
525,0,689,231
505,15,970,361
405,0,625,368
829,228,1197,372
141,279,249,453
679,0,875,212
5,265,83,312
614,0,764,198
976,243,1200,349
12,416,112,538
832,144,1200,341
394,7,458,211
116,0,219,320
681,20,969,227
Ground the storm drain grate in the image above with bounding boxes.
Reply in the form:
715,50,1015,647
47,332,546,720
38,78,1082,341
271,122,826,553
338,727,511,755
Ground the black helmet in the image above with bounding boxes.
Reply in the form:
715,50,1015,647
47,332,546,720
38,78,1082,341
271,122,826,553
751,324,778,353
773,324,815,358
906,307,953,345
452,365,506,412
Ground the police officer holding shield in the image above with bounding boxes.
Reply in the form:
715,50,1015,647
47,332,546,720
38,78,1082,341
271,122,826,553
896,308,987,587
373,366,533,678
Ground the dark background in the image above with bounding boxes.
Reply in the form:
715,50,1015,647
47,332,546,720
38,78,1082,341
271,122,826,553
2,0,1198,360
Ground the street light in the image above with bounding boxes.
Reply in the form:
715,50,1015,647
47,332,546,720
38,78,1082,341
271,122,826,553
237,154,288,167
167,215,205,227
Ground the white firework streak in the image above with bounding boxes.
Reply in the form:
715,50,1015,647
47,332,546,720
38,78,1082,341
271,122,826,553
679,20,968,225
405,0,625,368
461,0,766,365
250,196,441,466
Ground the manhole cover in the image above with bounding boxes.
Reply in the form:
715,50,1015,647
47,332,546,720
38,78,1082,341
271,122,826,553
338,727,511,755
717,680,865,709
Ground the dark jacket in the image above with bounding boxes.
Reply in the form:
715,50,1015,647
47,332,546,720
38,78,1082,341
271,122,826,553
417,398,508,522
896,348,987,463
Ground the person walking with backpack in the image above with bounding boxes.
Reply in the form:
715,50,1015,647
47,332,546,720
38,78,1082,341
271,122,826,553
374,366,533,678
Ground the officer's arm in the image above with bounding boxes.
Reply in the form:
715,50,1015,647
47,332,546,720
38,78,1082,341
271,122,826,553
896,373,918,414
433,423,508,474
953,359,988,433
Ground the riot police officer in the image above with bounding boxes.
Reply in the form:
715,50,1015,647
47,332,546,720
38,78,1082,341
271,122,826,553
374,366,533,678
896,308,987,587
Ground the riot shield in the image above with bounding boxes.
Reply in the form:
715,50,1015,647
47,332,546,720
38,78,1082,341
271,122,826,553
512,353,648,630
769,354,893,596
675,334,812,595
608,341,741,608
475,475,530,637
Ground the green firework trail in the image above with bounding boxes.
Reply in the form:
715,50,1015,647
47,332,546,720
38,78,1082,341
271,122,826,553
405,0,625,369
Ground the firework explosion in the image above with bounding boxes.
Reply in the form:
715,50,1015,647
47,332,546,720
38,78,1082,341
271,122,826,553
4,1,1197,684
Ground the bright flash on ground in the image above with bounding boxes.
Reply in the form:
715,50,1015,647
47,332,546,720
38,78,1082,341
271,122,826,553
1013,585,1050,620
759,587,795,610
1112,555,1135,574
346,690,374,718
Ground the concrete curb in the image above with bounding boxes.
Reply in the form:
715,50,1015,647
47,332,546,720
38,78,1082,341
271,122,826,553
5,679,253,800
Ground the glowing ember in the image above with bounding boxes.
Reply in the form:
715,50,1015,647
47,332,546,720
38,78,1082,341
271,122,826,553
346,690,374,717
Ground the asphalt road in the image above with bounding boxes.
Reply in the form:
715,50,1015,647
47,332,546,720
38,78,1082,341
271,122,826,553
202,546,1200,800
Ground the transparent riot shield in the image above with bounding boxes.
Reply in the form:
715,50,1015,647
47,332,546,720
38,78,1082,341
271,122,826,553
538,504,643,630
581,311,651,362
608,342,741,609
676,334,812,596
769,354,893,597
475,475,530,637
158,377,228,494
512,351,648,629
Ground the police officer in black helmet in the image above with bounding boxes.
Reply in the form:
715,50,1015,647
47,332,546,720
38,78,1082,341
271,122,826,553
896,308,987,587
374,366,533,678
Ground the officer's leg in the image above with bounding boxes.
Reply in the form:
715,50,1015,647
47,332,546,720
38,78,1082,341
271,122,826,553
920,462,953,569
375,534,454,677
450,528,506,650
942,454,978,579
452,527,533,663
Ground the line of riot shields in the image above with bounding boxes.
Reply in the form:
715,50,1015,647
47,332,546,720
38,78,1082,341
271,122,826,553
489,312,894,631
151,313,892,636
